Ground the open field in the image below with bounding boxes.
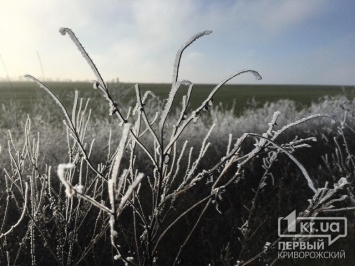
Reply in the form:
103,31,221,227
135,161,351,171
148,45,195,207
1,81,354,116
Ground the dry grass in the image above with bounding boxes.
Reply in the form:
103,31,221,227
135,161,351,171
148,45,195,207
1,28,354,266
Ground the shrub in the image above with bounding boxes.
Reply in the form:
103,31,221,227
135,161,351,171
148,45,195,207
1,28,355,266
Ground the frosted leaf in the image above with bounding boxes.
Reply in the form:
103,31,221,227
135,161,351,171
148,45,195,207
259,182,267,189
118,173,144,211
74,184,84,194
206,175,214,184
109,103,115,115
252,71,262,80
57,163,75,176
111,230,118,238
182,113,187,120
193,113,200,123
217,192,223,200
59,27,66,35
119,120,128,127
335,177,348,188
263,242,271,252
172,30,212,83
59,27,107,90
208,99,213,106
163,154,170,164
92,81,99,89
140,230,147,241
179,79,192,86
239,220,249,237
211,199,222,214
57,163,75,198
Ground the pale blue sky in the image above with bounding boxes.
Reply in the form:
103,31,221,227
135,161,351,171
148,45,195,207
0,0,354,85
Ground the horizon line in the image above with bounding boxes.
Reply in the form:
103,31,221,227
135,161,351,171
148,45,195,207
0,79,354,87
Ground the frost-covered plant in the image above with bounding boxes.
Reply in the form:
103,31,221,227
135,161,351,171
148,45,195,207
237,177,352,266
20,27,352,265
0,109,114,265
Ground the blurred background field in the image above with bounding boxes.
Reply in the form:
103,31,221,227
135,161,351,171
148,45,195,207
1,81,354,118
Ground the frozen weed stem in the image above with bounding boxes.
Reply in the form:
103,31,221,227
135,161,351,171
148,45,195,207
16,27,354,265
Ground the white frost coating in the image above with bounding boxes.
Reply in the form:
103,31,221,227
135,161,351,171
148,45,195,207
126,257,134,262
59,27,106,90
335,177,348,188
172,31,212,84
58,164,112,213
111,123,131,195
73,184,84,194
72,90,79,127
118,173,144,212
248,133,317,193
266,111,280,136
159,30,212,136
273,114,334,140
57,163,75,197
274,144,317,193
163,70,262,154
198,70,262,114
108,179,115,209
159,80,191,134
24,75,73,127
0,182,29,239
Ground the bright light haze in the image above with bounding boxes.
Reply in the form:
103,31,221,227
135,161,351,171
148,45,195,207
0,0,354,85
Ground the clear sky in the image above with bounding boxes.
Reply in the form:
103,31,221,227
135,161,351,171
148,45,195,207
0,0,354,85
